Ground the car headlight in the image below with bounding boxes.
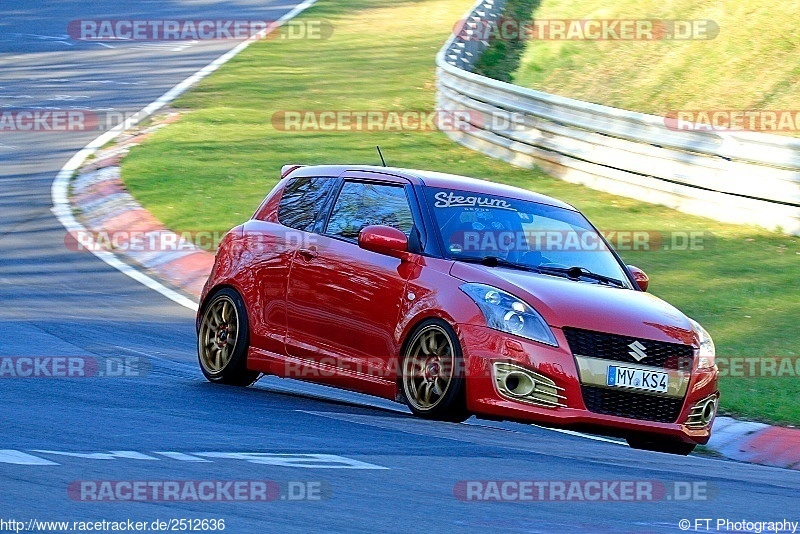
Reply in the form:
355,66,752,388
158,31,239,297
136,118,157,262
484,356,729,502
460,283,558,346
689,318,716,370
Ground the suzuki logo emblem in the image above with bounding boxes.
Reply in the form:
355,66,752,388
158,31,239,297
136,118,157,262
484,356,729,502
628,341,647,361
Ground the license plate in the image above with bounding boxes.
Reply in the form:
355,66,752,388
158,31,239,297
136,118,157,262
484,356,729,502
607,365,669,394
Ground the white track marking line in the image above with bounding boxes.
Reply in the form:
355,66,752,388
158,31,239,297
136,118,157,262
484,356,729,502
536,426,627,445
50,0,319,312
0,450,59,465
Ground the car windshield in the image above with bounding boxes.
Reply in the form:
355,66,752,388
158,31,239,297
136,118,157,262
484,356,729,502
425,187,631,287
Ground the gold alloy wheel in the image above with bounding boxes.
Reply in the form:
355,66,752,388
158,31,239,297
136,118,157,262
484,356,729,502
199,295,239,375
403,324,456,412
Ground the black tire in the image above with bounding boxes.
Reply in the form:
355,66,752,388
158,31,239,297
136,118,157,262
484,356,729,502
197,288,260,386
400,319,469,423
626,435,696,456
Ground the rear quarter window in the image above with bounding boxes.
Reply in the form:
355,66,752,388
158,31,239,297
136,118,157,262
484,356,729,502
277,177,336,232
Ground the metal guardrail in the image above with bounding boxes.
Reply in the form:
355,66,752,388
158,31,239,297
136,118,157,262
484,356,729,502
436,0,800,235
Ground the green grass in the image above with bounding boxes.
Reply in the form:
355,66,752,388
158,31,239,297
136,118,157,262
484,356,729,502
510,0,800,122
120,0,800,424
473,0,541,82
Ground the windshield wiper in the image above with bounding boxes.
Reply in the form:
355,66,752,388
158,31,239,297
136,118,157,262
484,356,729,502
535,265,625,288
456,256,625,288
457,255,538,273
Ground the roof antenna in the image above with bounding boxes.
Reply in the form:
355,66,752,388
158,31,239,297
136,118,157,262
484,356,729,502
376,146,387,167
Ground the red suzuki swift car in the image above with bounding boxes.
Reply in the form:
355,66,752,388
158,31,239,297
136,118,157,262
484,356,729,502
197,164,718,455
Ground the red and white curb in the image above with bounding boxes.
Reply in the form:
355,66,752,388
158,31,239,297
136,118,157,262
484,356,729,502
707,417,800,469
69,146,215,299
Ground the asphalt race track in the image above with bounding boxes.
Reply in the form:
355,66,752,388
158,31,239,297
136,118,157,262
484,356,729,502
1,2,799,533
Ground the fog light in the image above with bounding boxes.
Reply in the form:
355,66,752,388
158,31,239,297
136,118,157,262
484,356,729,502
700,397,717,426
685,394,718,428
504,371,536,397
493,362,566,408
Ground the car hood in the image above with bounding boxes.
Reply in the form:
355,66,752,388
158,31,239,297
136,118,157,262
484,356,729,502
450,262,698,346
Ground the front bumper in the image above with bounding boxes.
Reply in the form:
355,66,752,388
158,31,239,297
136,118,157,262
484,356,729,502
459,324,719,445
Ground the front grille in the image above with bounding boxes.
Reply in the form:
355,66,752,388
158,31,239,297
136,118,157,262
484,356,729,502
563,327,693,369
581,385,684,423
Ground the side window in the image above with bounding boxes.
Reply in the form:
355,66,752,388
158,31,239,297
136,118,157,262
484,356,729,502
277,177,335,232
326,182,414,240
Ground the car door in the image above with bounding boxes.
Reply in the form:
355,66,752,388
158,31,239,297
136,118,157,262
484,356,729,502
285,176,417,380
245,175,338,357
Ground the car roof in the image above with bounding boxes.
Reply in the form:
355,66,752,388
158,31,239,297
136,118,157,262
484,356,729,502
284,164,577,211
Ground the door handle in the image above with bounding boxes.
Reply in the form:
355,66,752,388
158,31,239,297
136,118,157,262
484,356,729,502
297,247,318,261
